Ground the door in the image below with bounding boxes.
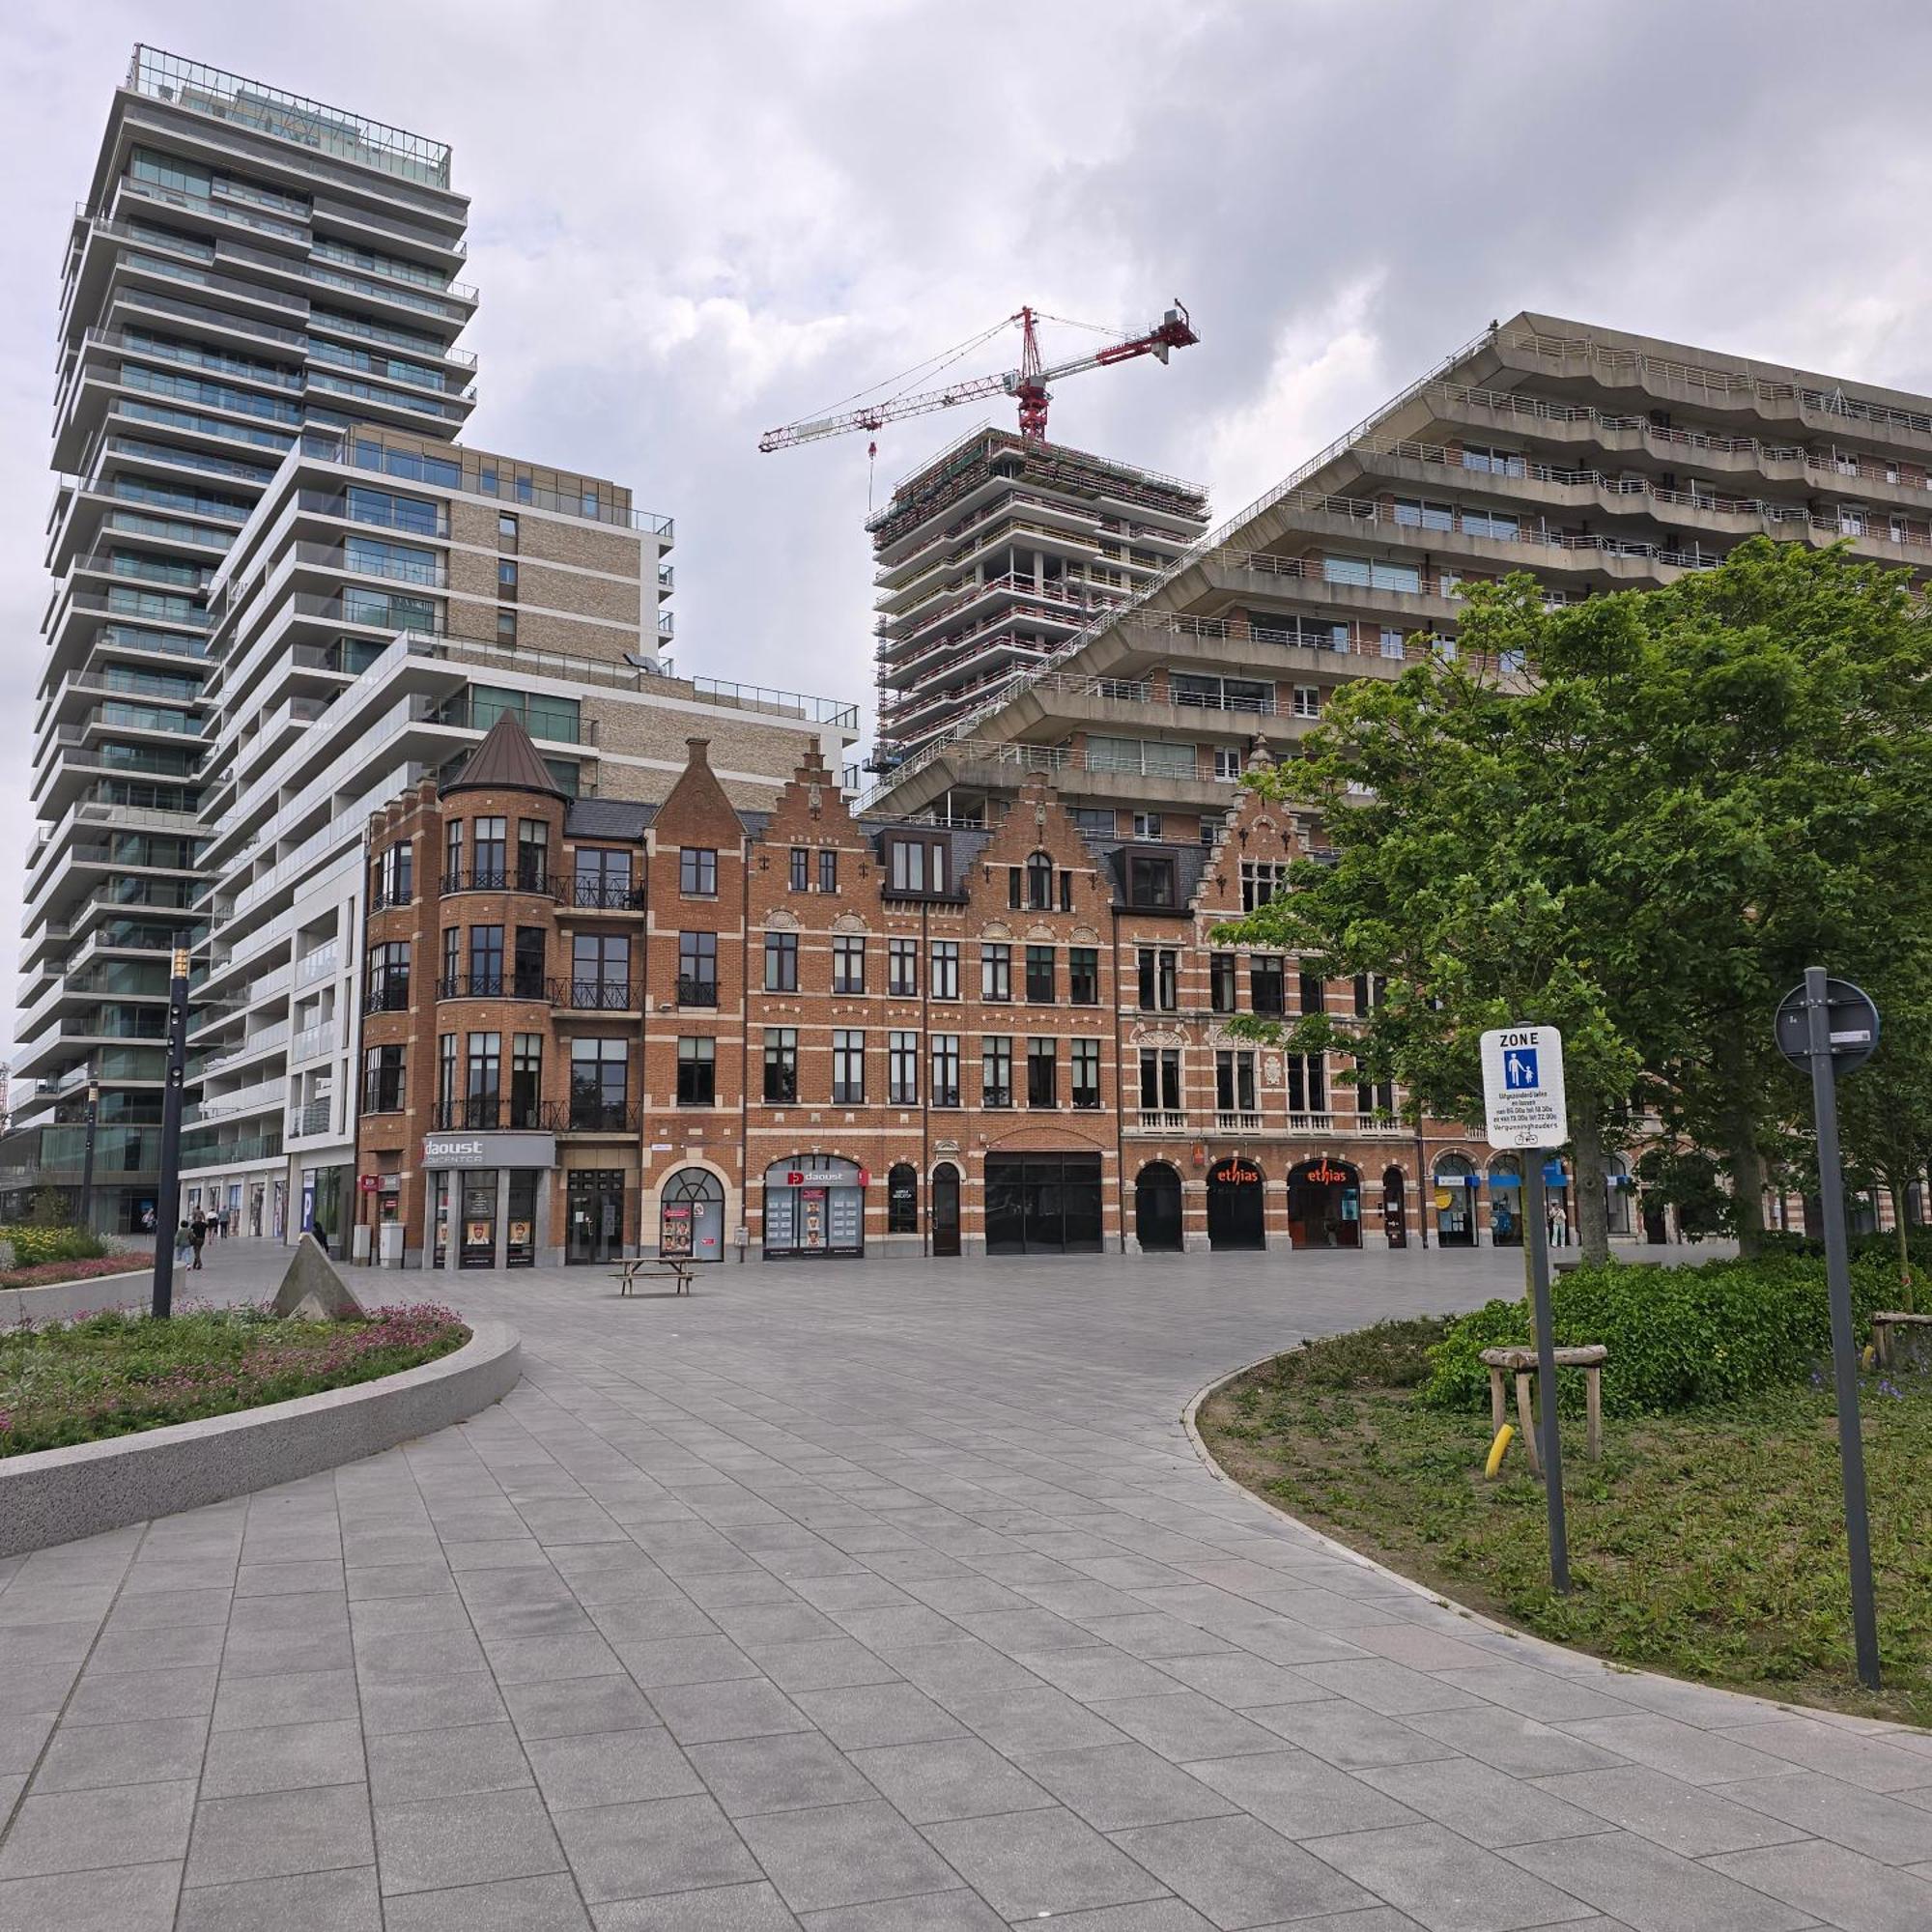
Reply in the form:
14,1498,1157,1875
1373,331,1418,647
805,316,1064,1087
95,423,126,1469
1381,1166,1406,1248
460,1176,497,1267
567,1171,625,1264
505,1171,536,1267
984,1154,1103,1254
1134,1163,1183,1252
931,1164,961,1257
1207,1158,1265,1250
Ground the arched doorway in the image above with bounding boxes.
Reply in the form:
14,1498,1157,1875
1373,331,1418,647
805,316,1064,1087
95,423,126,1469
660,1168,724,1263
1287,1158,1361,1250
887,1163,919,1236
1434,1153,1477,1247
1381,1164,1408,1248
1487,1155,1522,1246
1207,1155,1265,1250
1134,1162,1183,1252
930,1163,961,1257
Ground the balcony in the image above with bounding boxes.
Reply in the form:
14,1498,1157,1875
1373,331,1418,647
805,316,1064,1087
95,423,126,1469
180,1131,283,1170
440,866,564,901
675,978,718,1009
361,980,412,1014
1215,1111,1264,1134
429,1098,547,1132
551,1099,643,1134
567,879,645,911
287,1096,335,1139
437,972,550,1003
1129,1110,1188,1134
553,978,641,1013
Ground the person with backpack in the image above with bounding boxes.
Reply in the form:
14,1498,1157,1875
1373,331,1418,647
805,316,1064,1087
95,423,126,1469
189,1210,207,1270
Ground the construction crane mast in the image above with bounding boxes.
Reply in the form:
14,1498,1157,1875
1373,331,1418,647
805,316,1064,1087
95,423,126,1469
757,302,1199,453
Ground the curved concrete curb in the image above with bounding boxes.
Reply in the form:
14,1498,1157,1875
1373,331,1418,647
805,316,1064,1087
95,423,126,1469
0,1319,521,1558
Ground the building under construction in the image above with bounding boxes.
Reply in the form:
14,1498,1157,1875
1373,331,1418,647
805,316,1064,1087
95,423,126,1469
869,428,1208,771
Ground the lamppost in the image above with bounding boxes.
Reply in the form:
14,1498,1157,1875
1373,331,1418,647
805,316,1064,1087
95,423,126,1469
79,1070,99,1234
151,944,190,1321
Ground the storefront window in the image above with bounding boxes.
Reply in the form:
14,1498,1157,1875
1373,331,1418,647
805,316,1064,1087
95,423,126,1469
764,1155,864,1259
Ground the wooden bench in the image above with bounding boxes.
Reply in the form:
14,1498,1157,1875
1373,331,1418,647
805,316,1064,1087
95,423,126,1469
613,1256,695,1297
1871,1311,1932,1368
1480,1344,1608,1473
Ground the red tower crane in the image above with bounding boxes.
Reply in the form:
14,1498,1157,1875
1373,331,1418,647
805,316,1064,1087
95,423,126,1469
757,302,1199,453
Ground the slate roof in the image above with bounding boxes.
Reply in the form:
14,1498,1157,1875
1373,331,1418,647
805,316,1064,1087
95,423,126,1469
442,711,567,799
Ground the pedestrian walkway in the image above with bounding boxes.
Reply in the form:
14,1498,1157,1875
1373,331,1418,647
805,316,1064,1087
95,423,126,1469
0,1246,1924,1929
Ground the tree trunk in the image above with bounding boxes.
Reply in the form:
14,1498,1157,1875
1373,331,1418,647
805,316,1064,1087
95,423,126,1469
1572,1105,1611,1266
1891,1179,1916,1313
1719,1023,1768,1259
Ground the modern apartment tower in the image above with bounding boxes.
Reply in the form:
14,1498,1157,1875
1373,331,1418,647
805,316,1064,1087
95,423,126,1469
863,313,1932,849
869,428,1208,772
7,49,858,1238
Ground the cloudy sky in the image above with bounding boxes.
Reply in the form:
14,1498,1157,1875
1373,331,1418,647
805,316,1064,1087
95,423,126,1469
3,0,1931,1064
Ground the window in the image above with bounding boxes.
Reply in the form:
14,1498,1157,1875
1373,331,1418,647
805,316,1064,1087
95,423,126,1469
1137,948,1178,1012
510,1034,542,1128
513,926,545,998
472,816,507,889
889,1031,920,1105
1251,955,1285,1016
1071,807,1115,838
1027,853,1053,910
1070,1038,1100,1109
818,849,838,894
887,837,946,895
1353,973,1385,1017
889,938,918,997
1059,870,1074,912
678,931,718,1007
576,847,633,908
981,1036,1013,1108
679,846,717,897
361,1043,405,1113
374,839,412,907
1132,812,1164,842
1462,444,1525,477
496,610,518,645
833,1030,866,1104
762,1028,798,1102
570,1037,629,1128
497,558,519,596
1139,1046,1180,1112
1025,945,1055,1004
438,1033,456,1119
1323,554,1423,593
930,941,959,1001
888,1163,919,1234
516,818,549,890
443,818,462,888
1216,1049,1257,1114
1008,867,1023,911
465,1031,500,1126
1299,970,1326,1014
1068,946,1098,1006
1026,1038,1058,1108
1293,686,1321,719
440,925,459,993
833,934,866,995
573,933,630,1006
1380,627,1406,660
676,1037,716,1106
1127,853,1177,908
497,511,519,543
1240,861,1286,912
764,930,798,991
1393,497,1454,532
468,924,504,996
1462,508,1520,541
1287,1053,1328,1114
980,943,1010,1002
1209,953,1236,1014
366,940,409,1012
1213,747,1242,782
930,1034,961,1107
1356,1065,1396,1120
788,847,810,892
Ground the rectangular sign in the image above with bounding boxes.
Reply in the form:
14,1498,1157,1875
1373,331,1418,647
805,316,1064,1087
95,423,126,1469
1479,1025,1569,1149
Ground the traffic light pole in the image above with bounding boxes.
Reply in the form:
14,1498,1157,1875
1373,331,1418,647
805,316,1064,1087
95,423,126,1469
79,1073,99,1233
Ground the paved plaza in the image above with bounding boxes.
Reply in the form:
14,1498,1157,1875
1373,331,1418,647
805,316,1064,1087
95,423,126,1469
2,1242,1929,1930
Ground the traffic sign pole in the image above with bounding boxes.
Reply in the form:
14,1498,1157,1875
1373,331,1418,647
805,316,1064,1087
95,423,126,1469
1521,1150,1570,1594
1801,965,1882,1690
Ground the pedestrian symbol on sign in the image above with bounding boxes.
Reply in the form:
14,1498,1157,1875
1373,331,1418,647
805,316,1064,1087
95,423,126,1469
1506,1047,1540,1090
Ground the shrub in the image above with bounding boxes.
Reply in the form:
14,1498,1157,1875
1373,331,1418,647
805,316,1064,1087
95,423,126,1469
1,1224,110,1268
1421,1254,1893,1418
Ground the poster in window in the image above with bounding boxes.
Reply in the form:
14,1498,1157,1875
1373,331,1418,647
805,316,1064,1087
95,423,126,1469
508,1220,532,1246
765,1185,795,1250
800,1188,827,1249
466,1220,492,1245
662,1203,694,1258
827,1187,863,1251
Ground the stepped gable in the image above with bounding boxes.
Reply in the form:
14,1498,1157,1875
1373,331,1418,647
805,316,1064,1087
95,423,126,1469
1190,732,1304,922
440,709,566,800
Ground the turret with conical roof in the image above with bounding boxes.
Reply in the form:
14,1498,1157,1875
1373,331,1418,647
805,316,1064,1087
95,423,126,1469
440,710,566,800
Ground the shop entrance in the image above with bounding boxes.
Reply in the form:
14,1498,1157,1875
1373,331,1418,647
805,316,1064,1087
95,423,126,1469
1206,1156,1265,1250
459,1176,497,1268
1434,1154,1477,1247
506,1171,537,1267
661,1169,724,1263
1287,1158,1361,1249
1134,1162,1184,1252
1381,1165,1407,1248
567,1170,626,1264
1487,1156,1523,1246
931,1163,961,1256
764,1155,865,1259
984,1152,1103,1255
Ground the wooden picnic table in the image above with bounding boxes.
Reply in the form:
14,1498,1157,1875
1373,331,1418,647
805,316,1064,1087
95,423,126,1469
613,1255,695,1296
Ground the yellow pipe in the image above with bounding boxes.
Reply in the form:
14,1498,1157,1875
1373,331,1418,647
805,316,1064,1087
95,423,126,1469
1485,1422,1515,1479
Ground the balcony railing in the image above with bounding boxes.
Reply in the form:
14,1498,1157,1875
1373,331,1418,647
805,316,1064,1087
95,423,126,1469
568,878,645,910
552,978,640,1012
1215,1111,1264,1133
430,1097,545,1132
437,972,550,1003
1130,1110,1188,1133
675,977,719,1009
550,1099,644,1133
361,979,412,1013
440,866,564,900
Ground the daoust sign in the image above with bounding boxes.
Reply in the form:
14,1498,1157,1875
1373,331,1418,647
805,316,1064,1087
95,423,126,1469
1479,1026,1569,1149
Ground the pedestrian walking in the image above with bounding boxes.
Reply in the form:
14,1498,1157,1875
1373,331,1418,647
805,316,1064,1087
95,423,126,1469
174,1219,194,1268
189,1211,207,1270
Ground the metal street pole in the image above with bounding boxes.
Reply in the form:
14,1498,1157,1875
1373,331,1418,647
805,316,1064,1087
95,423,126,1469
151,943,191,1321
1522,1149,1570,1593
1803,964,1882,1690
79,1072,99,1233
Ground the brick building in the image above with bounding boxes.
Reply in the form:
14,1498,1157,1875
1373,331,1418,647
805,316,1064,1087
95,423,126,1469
356,714,1548,1267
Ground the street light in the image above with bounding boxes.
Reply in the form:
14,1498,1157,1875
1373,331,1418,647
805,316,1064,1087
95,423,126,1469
79,1069,99,1234
151,944,190,1321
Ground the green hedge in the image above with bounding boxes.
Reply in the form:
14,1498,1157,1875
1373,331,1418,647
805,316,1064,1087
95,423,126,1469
1421,1254,1894,1418
0,1225,110,1267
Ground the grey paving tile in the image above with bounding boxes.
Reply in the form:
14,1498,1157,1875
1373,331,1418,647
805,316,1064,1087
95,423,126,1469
1009,1646,1181,1702
1430,1662,1639,1721
1247,1696,1454,1770
554,1792,761,1903
83,1622,227,1676
1404,1705,1630,1777
1151,1651,1338,1710
483,1632,626,1684
743,1636,905,1692
178,1866,384,1930
185,1782,375,1887
199,1719,367,1799
1293,1659,1482,1717
1087,1690,1287,1761
1306,1822,1599,1932
526,1727,704,1809
1705,1839,1932,1931
945,1683,1128,1755
592,1879,801,1927
375,1787,568,1894
845,1735,1054,1824
1020,1740,1237,1832
1705,1716,1932,1792
31,1715,206,1792
236,1559,344,1597
360,1668,509,1735
0,1777,196,1878
646,1676,812,1745
871,1635,1039,1699
383,1872,593,1930
1112,1811,1375,1926
743,1799,969,1911
212,1666,361,1732
794,1681,967,1749
501,1674,663,1740
1714,1767,1932,1862
99,1588,231,1631
1559,1712,1804,1785
1533,1764,1809,1857
1502,1829,1816,1931
586,1598,721,1641
957,1903,1214,1932
348,1625,488,1679
922,1804,1168,1919
368,1721,535,1804
0,1861,183,1932
64,1662,217,1726
686,1731,878,1816
0,1710,54,1776
1355,1756,1610,1848
1185,1749,1420,1839
611,1635,761,1688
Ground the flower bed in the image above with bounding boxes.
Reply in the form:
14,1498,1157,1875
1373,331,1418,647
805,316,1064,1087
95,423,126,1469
0,1303,469,1458
0,1255,143,1292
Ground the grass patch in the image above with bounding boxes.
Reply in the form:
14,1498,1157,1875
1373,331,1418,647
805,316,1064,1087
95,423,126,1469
0,1303,469,1458
1200,1316,1932,1727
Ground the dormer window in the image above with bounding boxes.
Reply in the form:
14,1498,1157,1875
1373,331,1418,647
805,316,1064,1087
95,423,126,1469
1127,853,1177,909
887,835,947,895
